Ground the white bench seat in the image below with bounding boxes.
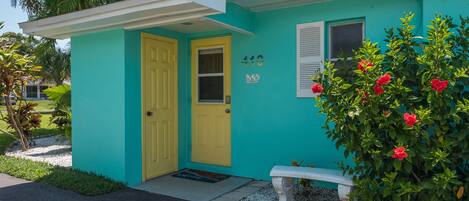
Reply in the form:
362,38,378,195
270,165,354,201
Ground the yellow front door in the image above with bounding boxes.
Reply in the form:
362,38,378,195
191,36,232,167
142,33,178,180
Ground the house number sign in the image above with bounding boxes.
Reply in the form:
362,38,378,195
241,55,264,67
246,73,260,84
242,54,263,84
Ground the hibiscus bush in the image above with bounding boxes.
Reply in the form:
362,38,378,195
313,14,468,201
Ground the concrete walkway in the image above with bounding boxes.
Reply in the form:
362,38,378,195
135,173,253,201
0,174,185,201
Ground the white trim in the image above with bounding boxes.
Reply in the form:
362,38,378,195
123,10,218,30
328,20,365,61
19,0,226,39
198,73,224,77
203,17,255,36
296,21,324,98
231,0,331,12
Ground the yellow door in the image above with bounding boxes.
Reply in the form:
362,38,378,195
142,33,178,180
191,36,232,167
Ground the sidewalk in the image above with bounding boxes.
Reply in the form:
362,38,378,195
0,174,184,201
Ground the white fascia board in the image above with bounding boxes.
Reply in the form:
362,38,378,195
231,0,330,12
193,0,226,12
19,0,226,39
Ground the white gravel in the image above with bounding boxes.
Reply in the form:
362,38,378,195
242,184,339,201
5,135,72,167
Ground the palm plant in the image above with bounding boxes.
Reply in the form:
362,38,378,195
34,39,70,85
12,0,123,20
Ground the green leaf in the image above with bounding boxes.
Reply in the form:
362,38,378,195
43,84,71,107
393,160,402,171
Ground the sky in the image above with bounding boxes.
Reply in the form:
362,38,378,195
0,1,70,49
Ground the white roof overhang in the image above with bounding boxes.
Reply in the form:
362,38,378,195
19,0,226,39
229,0,330,12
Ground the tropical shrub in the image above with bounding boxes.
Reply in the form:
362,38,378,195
44,84,71,142
313,14,468,201
0,22,42,150
2,102,42,138
1,32,70,86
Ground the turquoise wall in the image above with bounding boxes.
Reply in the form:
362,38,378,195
422,0,469,26
71,29,127,182
70,0,468,185
208,3,255,34
184,0,423,180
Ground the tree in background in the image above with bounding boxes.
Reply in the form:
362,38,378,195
11,0,123,20
34,39,70,85
0,22,42,150
0,32,38,55
0,33,70,86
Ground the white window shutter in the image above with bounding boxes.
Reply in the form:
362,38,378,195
297,21,324,98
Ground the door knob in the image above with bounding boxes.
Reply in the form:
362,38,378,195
146,111,153,116
225,108,231,114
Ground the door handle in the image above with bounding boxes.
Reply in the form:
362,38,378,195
225,108,231,114
146,111,153,116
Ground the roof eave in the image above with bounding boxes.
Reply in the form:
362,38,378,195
19,0,226,39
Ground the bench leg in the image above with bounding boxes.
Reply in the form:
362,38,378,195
272,177,293,201
338,184,352,201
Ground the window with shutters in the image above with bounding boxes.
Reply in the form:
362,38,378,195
329,20,365,80
297,22,324,97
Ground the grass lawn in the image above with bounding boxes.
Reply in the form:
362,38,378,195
0,133,15,154
0,100,62,174
0,113,59,154
0,101,119,196
0,100,55,112
0,156,124,195
0,109,61,138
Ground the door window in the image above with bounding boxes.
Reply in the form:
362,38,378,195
197,48,224,103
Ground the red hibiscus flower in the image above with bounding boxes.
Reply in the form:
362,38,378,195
311,83,324,94
376,73,391,86
358,60,373,73
403,113,417,127
373,85,384,95
392,146,408,161
431,79,449,93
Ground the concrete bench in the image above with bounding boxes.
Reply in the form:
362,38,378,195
270,166,353,201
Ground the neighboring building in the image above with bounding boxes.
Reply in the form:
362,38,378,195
23,80,54,100
23,79,70,100
19,0,469,186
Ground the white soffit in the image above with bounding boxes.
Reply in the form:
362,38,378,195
230,0,330,12
19,0,226,39
161,19,223,33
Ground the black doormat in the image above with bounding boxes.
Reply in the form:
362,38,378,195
172,169,230,183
